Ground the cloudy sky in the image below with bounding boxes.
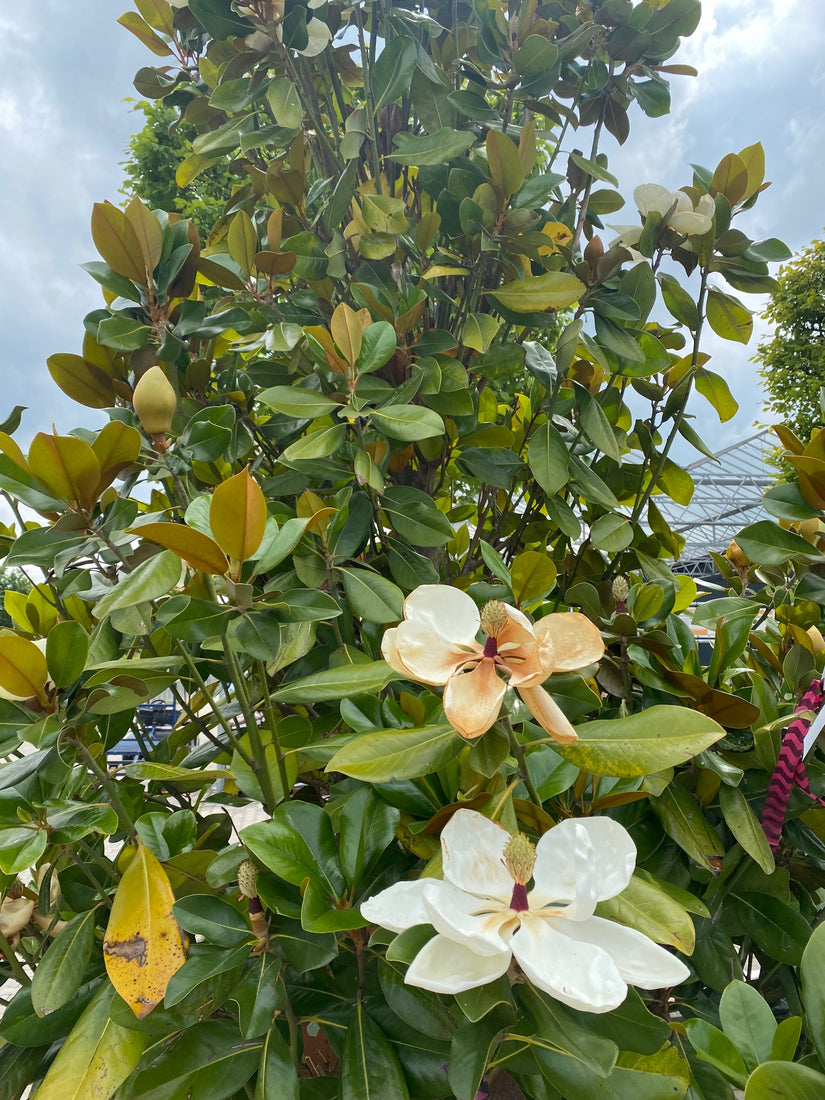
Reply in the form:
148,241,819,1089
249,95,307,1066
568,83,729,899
0,0,823,454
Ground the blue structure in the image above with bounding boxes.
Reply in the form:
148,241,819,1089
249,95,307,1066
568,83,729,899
107,698,178,764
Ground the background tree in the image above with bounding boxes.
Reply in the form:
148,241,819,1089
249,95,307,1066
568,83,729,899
122,100,234,236
757,236,825,444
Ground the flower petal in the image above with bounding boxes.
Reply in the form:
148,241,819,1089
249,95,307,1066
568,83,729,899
0,896,35,938
496,605,538,654
359,878,431,933
532,817,636,911
403,585,480,647
532,612,604,673
552,915,690,990
441,808,514,901
668,211,712,236
423,880,512,956
609,225,643,248
696,194,716,219
634,183,674,218
392,619,477,686
405,933,511,994
443,658,505,740
517,685,577,744
671,190,693,213
381,627,407,678
298,16,332,56
530,819,598,919
512,912,627,1013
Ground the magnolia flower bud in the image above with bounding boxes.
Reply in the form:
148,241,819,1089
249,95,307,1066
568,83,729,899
611,576,629,603
725,539,751,571
237,858,259,899
133,366,177,437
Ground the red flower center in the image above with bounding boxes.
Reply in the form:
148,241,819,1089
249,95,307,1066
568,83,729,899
510,883,529,912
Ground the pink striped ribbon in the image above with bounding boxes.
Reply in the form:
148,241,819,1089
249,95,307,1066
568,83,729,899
761,679,825,853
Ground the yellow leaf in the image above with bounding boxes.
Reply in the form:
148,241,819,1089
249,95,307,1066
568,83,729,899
0,431,29,471
421,265,470,280
103,842,187,1018
124,195,164,278
131,522,229,575
304,325,348,374
738,142,765,201
92,421,142,494
330,302,366,367
266,208,284,252
28,433,101,511
227,211,257,276
209,467,268,565
91,202,147,284
519,118,537,179
0,632,49,701
487,271,585,313
486,129,523,197
32,981,145,1100
537,222,574,254
46,353,117,410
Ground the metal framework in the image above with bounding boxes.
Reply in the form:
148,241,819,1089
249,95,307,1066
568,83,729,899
654,429,774,576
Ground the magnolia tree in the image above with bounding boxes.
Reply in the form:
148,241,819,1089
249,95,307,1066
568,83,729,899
3,1,825,1098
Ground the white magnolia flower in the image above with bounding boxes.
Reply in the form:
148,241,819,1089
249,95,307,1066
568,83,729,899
611,184,715,256
381,585,603,742
361,809,690,1014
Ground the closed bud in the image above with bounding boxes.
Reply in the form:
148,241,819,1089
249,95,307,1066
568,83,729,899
237,858,259,899
584,234,604,269
725,539,751,571
611,576,629,603
133,366,176,437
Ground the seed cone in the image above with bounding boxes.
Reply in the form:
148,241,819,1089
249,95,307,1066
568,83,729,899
133,366,177,436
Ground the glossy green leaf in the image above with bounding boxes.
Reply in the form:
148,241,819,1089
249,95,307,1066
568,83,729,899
256,1026,299,1100
596,872,695,954
173,894,252,947
339,788,400,889
342,1005,409,1100
651,784,723,870
684,1018,746,1086
241,801,345,898
527,420,569,495
369,404,445,442
389,127,476,165
339,566,404,624
706,287,753,344
487,271,586,312
371,35,417,114
734,894,811,966
800,921,825,1067
327,724,463,783
33,981,145,1100
30,909,98,1017
94,551,183,619
116,1019,259,1099
718,980,776,1073
735,521,822,566
257,386,341,419
381,486,454,546
46,620,89,688
744,1062,825,1100
557,706,725,777
718,785,775,873
271,660,396,703
282,424,347,463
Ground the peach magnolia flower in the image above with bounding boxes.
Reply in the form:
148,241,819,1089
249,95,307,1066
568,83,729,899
381,585,604,741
